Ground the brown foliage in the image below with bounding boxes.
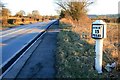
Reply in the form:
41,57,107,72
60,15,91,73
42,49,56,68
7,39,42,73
2,8,11,26
57,1,92,21
2,18,8,26
61,15,92,33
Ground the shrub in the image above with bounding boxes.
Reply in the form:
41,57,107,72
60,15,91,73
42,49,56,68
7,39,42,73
8,19,15,24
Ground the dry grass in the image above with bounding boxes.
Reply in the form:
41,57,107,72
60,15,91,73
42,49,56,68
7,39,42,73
56,20,120,78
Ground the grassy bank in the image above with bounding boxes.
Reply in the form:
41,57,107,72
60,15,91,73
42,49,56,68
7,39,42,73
1,24,18,28
1,21,37,30
55,22,119,78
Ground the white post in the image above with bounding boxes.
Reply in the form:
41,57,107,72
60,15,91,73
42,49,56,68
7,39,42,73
95,39,103,73
92,20,107,74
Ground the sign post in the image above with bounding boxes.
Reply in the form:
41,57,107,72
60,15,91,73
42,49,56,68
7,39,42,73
92,20,107,73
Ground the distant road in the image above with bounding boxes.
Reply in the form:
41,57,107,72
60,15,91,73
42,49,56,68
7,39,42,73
0,20,56,66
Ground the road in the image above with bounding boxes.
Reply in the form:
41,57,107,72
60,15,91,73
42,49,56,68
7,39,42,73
0,20,56,66
2,22,59,79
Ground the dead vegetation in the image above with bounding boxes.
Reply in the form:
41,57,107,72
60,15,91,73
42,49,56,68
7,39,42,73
56,18,119,78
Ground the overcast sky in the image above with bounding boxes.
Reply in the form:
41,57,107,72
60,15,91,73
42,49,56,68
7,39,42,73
88,0,119,15
1,0,120,15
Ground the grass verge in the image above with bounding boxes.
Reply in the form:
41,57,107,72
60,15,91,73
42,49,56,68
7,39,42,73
55,22,119,78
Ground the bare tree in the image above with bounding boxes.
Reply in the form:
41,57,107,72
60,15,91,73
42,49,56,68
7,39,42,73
27,13,33,18
56,0,93,38
2,7,11,26
2,8,11,17
0,2,4,17
15,10,25,17
32,10,41,20
56,0,93,21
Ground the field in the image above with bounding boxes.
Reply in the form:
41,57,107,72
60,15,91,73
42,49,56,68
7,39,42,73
55,19,119,78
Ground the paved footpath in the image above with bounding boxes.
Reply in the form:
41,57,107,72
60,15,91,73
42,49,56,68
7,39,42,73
15,25,59,78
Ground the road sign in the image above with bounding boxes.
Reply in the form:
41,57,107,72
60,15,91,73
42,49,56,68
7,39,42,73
92,20,107,73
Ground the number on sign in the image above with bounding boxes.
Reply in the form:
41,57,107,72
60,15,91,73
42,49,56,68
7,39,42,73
95,30,99,34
